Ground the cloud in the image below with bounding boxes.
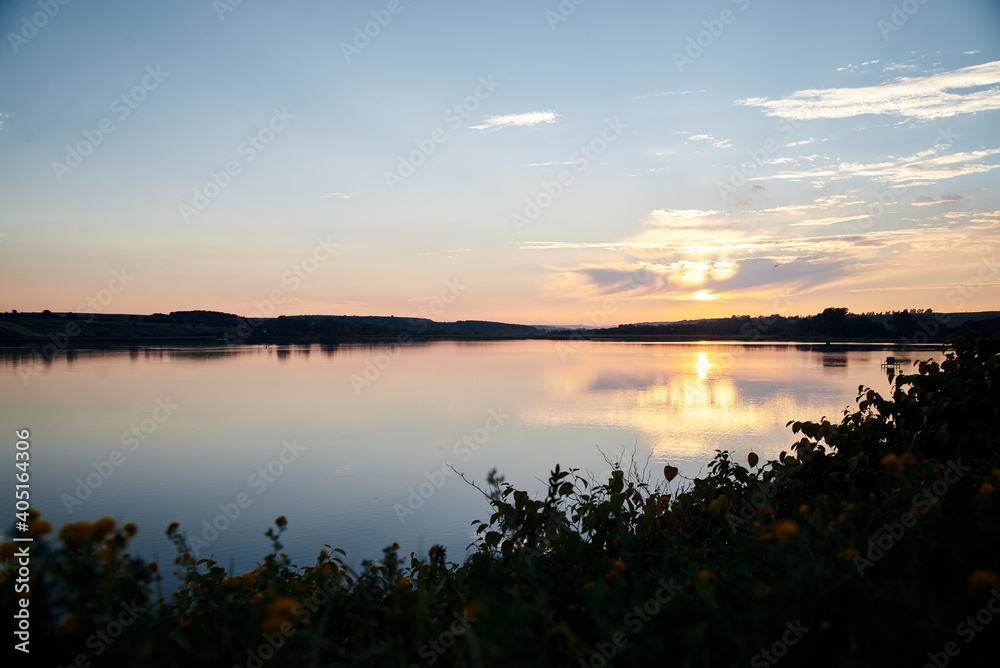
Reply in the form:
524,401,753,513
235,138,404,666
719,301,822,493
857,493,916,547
651,208,720,219
970,210,1000,224
912,192,963,206
321,192,359,199
688,133,732,149
758,148,1000,186
738,60,1000,120
470,111,558,130
637,89,706,98
788,214,870,227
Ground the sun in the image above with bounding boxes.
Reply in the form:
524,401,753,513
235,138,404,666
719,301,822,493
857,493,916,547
691,290,716,301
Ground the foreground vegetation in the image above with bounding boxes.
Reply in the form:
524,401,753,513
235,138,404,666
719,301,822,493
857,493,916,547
4,336,999,666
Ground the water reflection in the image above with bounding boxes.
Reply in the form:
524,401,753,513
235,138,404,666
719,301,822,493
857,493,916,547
0,340,942,574
696,351,711,379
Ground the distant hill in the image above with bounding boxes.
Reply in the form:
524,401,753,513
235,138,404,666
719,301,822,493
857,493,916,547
1,308,997,345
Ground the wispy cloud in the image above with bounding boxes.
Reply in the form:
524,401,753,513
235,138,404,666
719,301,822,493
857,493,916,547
688,133,732,149
651,209,720,219
637,89,705,99
739,60,1000,120
758,148,1000,186
470,111,558,130
971,210,1000,224
321,192,359,199
788,214,870,227
836,59,879,73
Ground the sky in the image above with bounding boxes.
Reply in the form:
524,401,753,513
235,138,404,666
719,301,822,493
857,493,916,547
1,0,999,326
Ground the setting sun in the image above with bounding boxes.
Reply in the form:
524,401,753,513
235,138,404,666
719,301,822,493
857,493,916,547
692,290,717,301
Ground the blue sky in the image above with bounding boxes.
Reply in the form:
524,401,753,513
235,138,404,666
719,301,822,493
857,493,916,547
1,0,998,324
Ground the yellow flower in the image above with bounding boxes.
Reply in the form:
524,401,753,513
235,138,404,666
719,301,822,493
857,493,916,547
463,599,488,619
843,548,860,561
275,515,288,528
582,581,596,591
979,483,996,496
123,523,138,537
798,504,810,517
696,569,716,582
58,521,94,548
773,519,800,542
27,520,53,537
249,592,264,604
758,504,775,517
968,570,1000,594
881,453,904,471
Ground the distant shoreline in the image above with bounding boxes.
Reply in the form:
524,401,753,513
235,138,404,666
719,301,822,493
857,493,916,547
0,333,948,349
2,308,996,351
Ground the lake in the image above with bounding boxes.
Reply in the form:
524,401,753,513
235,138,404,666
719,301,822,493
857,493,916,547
1,340,942,574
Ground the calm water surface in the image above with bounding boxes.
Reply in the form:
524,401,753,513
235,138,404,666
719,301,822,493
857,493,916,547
0,340,941,573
